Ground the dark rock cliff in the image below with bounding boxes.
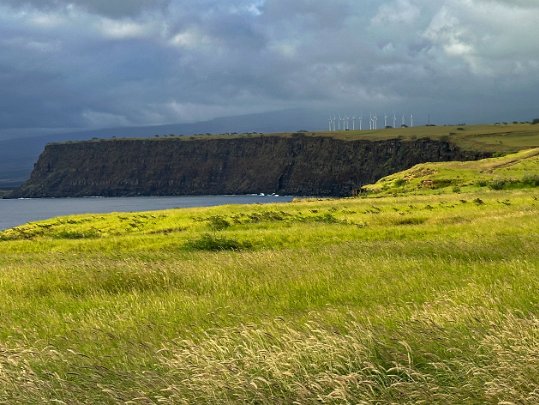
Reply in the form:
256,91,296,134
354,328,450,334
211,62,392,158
9,135,489,198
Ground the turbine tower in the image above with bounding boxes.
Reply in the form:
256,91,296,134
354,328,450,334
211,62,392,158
352,116,356,130
410,114,414,128
359,114,363,131
384,114,388,128
393,113,397,128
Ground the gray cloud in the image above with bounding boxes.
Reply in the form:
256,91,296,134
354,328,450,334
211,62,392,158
0,0,170,17
0,0,538,137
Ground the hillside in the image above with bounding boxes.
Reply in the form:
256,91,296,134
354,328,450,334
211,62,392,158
0,193,537,403
0,153,537,403
363,147,539,195
316,123,539,153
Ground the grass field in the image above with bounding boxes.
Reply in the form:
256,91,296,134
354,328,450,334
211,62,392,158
364,147,539,196
0,152,538,403
73,123,539,154
314,122,539,152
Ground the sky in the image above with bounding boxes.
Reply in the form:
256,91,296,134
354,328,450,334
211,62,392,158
1,0,538,138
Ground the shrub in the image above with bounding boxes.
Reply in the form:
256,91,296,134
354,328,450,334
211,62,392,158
185,234,253,251
489,180,507,190
207,215,231,231
394,178,406,187
532,118,539,125
521,174,539,187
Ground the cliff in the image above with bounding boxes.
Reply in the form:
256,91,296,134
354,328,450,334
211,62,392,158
9,135,489,198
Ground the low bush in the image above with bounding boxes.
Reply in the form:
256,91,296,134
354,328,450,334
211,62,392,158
207,215,231,231
185,233,253,251
394,178,407,187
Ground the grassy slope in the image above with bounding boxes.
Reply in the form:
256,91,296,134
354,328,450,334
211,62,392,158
363,147,539,195
315,122,539,152
72,123,539,154
0,154,538,403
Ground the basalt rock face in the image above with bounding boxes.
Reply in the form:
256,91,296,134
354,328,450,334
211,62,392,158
10,135,489,198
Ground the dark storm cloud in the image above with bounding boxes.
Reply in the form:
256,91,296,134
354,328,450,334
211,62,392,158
0,0,538,136
0,0,171,17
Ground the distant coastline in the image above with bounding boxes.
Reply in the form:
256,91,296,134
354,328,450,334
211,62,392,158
0,189,14,198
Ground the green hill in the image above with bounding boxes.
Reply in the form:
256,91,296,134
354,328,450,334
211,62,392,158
317,123,539,153
0,152,537,402
363,147,539,195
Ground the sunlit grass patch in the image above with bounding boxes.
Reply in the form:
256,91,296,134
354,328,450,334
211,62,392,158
0,171,537,402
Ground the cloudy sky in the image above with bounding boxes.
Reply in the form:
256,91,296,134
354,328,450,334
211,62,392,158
1,0,538,137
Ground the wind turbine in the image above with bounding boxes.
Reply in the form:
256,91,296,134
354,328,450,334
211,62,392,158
352,116,356,130
359,114,363,131
401,114,405,127
393,113,397,128
410,114,414,128
384,114,388,128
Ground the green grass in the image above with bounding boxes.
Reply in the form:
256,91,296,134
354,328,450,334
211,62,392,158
0,155,538,402
66,123,539,154
364,147,539,196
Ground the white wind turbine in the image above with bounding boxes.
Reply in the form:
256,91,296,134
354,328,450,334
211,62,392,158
410,114,414,128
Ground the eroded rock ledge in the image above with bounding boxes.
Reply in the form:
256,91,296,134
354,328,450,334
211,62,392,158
9,135,489,198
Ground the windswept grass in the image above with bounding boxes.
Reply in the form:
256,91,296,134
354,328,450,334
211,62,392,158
0,157,537,402
364,147,539,195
